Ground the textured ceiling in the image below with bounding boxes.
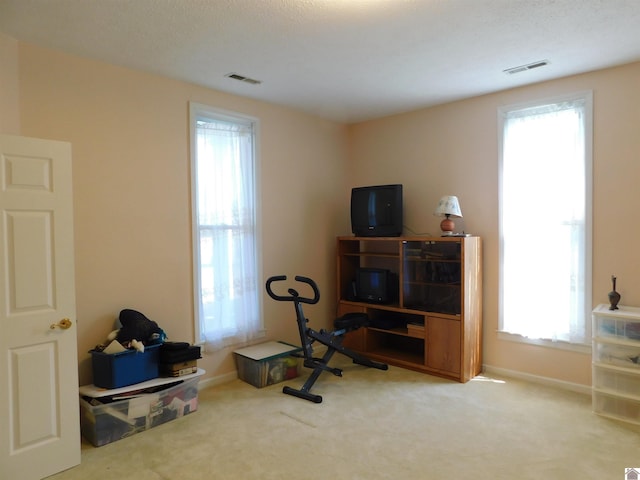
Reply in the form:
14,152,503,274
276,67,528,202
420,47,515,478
1,0,640,123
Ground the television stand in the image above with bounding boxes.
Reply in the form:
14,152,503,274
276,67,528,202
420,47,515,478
336,236,482,383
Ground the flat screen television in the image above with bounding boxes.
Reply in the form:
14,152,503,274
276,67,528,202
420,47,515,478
354,267,397,304
350,184,403,237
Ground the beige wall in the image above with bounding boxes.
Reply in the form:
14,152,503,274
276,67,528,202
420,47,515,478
14,42,349,385
7,35,640,388
0,32,20,134
348,61,640,386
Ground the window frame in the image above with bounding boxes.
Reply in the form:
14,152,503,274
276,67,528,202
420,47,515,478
497,91,593,352
189,102,263,347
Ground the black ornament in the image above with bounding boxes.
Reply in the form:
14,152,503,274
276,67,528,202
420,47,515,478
608,275,621,311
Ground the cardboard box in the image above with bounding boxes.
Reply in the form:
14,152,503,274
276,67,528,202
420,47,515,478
79,371,202,447
234,341,301,388
91,344,161,389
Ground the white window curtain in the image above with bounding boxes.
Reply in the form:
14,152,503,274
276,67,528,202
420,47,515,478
193,113,262,350
500,94,591,345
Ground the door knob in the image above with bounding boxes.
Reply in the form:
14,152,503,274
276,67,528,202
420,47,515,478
50,318,72,330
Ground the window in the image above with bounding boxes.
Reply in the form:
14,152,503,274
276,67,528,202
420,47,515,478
190,103,263,350
498,92,592,346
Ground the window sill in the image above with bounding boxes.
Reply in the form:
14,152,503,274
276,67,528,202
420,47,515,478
497,331,591,355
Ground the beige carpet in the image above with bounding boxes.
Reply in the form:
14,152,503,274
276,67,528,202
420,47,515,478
50,358,640,480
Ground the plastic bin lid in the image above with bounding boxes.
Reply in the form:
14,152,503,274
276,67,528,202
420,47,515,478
233,341,300,361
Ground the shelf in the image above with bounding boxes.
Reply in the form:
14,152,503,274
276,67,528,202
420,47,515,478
405,256,460,263
344,251,399,259
593,336,640,348
405,281,461,287
368,326,421,338
593,386,640,402
339,299,461,320
593,303,640,319
365,347,424,366
592,410,640,427
593,361,640,375
402,305,461,317
339,299,404,312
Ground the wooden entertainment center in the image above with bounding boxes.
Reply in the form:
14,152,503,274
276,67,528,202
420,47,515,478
337,236,482,383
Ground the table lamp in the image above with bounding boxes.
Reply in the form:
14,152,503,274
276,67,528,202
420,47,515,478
434,195,462,235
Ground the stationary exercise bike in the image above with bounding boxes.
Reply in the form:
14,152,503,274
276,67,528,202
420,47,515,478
265,275,388,403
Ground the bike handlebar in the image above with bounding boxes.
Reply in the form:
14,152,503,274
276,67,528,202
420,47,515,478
265,275,320,304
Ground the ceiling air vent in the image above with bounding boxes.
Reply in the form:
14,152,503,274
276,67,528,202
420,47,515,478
503,60,549,75
225,73,262,85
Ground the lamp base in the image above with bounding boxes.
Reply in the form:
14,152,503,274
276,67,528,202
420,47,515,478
440,217,455,234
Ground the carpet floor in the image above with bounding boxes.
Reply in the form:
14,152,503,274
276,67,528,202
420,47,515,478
49,358,640,480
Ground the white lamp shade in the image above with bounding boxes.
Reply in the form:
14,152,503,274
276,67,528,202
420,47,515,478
434,195,463,218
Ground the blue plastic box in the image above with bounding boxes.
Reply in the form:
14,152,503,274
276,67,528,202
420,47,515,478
91,344,161,389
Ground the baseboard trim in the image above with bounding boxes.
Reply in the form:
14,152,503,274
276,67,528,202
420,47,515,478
482,364,591,396
197,358,591,396
311,344,591,395
198,371,237,391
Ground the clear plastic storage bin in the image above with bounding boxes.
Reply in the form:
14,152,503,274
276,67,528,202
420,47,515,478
234,341,301,388
79,370,203,446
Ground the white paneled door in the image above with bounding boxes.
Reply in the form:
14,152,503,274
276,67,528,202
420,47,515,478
0,134,80,479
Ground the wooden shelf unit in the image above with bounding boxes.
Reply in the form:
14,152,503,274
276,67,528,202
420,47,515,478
337,236,482,383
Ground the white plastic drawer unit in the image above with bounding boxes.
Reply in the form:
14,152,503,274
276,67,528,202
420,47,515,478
592,304,640,425
593,304,640,341
593,304,640,369
594,342,640,369
593,391,640,425
593,364,640,397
